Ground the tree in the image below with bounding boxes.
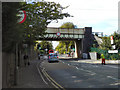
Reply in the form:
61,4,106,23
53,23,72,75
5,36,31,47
99,36,111,50
112,32,120,50
2,1,71,52
21,1,71,45
60,22,76,28
40,41,53,51
55,41,66,54
99,32,120,50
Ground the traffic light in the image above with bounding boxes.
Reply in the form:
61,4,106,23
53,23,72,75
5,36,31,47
37,44,41,50
47,45,49,50
71,45,75,49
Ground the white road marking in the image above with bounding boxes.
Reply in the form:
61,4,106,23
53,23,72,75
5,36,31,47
107,76,118,80
90,73,96,75
92,65,98,67
76,67,79,69
72,76,77,78
104,65,118,69
110,83,120,85
80,68,84,70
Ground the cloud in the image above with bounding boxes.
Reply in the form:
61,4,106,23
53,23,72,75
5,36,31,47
46,0,119,35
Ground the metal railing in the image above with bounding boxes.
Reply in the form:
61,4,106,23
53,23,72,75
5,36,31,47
90,47,120,60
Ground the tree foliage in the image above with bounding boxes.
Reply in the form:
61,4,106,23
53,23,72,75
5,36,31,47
40,41,53,50
112,32,120,50
2,1,71,52
21,1,71,44
99,32,120,50
56,41,74,54
60,22,76,28
55,41,66,54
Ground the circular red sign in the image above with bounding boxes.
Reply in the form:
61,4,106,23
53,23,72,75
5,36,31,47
17,10,26,24
110,36,113,40
56,32,61,36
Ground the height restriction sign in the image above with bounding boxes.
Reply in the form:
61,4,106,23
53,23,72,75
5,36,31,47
17,10,27,24
56,32,61,36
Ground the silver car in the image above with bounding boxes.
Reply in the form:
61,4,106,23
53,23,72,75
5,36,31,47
48,53,59,63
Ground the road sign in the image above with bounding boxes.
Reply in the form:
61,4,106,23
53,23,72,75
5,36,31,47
112,45,116,49
110,36,113,44
56,32,61,36
39,47,41,50
37,44,41,49
73,48,75,51
108,50,118,53
45,49,48,51
17,10,26,24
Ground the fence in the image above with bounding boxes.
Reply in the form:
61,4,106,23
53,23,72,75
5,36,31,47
90,47,120,60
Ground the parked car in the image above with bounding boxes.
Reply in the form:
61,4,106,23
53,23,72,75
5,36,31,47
48,53,59,63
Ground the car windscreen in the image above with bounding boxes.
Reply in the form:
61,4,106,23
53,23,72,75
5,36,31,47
49,54,57,56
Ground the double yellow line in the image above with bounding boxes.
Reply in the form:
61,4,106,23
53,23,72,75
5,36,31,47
42,68,65,90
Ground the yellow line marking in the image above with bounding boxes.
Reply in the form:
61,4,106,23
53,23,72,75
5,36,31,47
44,72,59,89
43,69,65,90
37,62,48,85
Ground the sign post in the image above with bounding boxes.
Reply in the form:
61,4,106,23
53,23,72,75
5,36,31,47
108,50,118,53
108,36,118,54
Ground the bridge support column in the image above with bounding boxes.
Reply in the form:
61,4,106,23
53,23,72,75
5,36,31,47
74,39,83,58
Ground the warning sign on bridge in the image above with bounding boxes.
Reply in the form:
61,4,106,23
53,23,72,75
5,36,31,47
56,32,61,36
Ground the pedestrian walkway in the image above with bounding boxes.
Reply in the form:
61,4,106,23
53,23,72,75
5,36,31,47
13,59,51,88
77,59,119,64
59,56,119,64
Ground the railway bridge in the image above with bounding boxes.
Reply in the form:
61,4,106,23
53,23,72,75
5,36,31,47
36,27,93,58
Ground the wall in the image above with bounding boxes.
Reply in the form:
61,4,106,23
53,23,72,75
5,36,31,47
2,52,15,88
83,27,93,58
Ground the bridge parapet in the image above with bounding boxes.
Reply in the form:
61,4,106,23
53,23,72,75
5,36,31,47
38,27,85,40
46,27,85,34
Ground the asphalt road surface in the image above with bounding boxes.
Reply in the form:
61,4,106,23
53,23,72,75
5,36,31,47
41,56,119,88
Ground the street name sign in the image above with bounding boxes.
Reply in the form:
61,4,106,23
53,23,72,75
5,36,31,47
108,50,118,53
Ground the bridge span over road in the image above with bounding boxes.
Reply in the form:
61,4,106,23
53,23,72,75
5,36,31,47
36,27,93,58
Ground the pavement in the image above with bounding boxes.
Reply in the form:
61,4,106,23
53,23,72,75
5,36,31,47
77,59,119,64
12,59,52,88
59,56,120,64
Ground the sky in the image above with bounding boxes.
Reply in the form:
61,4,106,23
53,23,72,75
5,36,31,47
26,0,120,49
26,0,120,35
46,0,120,49
45,0,120,36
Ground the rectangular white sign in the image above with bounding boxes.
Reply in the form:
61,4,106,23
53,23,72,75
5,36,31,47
108,50,118,53
111,40,113,44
